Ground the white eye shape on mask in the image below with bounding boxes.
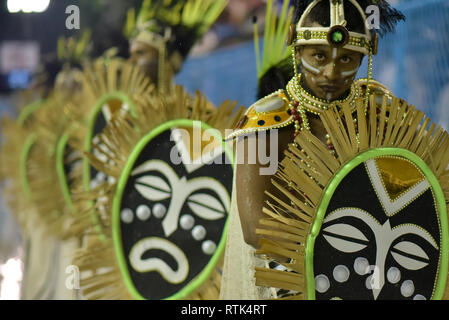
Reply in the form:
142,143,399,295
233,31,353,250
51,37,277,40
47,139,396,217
132,159,230,237
391,241,431,271
322,207,438,265
322,222,369,253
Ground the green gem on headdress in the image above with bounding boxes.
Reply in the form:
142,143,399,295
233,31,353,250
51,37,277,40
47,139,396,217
327,25,349,48
331,30,343,43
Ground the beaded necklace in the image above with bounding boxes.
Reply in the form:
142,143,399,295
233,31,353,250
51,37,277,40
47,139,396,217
287,73,358,115
286,73,360,150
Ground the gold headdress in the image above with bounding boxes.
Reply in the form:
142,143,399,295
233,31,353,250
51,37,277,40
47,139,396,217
287,0,403,127
289,0,378,109
294,0,374,55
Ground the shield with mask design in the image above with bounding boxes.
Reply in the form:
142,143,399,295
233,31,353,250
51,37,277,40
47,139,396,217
254,94,449,300
72,85,244,300
115,120,233,299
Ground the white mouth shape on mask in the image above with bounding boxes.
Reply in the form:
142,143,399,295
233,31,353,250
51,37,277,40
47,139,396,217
129,237,189,284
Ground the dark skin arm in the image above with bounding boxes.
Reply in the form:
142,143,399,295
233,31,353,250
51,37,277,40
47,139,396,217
235,127,294,249
235,116,327,249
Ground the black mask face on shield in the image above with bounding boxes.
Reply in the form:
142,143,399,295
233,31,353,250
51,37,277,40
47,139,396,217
313,156,442,300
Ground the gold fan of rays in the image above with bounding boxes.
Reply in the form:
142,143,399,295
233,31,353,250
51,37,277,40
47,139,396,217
1,95,86,300
0,117,35,233
254,93,449,300
61,57,156,238
0,99,47,235
65,56,155,153
71,84,245,300
23,90,86,239
81,56,155,114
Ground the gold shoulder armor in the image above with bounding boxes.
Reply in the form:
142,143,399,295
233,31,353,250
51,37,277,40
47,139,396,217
355,78,399,106
225,90,293,140
355,78,395,97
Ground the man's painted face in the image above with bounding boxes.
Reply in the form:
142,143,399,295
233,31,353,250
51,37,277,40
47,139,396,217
296,45,364,101
129,40,159,84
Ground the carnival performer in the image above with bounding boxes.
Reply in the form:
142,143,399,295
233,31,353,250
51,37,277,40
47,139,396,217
0,31,91,299
219,0,439,300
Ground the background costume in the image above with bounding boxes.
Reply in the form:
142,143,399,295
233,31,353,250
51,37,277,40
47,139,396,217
69,0,247,300
0,32,91,299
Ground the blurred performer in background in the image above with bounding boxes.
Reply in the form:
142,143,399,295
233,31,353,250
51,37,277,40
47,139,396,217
0,31,92,300
220,0,449,301
125,0,227,91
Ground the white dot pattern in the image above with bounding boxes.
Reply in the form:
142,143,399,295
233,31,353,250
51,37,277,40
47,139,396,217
90,179,99,189
96,172,106,182
153,203,166,218
365,275,373,290
333,265,350,283
387,267,401,284
192,225,206,241
180,215,195,230
354,257,369,275
136,205,151,221
121,208,134,224
202,240,216,255
315,274,330,293
401,280,415,298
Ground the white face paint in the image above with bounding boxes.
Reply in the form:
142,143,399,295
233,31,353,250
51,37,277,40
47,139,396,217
341,67,359,78
311,76,316,83
301,57,321,75
331,47,360,80
326,93,333,101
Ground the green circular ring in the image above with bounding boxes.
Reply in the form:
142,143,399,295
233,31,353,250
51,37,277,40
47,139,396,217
17,99,43,127
82,92,138,234
17,100,44,201
56,133,77,214
20,133,37,200
305,147,449,300
112,119,234,300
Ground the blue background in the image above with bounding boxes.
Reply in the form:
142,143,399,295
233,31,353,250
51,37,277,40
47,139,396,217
176,0,449,129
